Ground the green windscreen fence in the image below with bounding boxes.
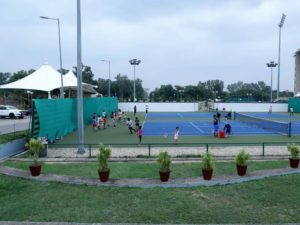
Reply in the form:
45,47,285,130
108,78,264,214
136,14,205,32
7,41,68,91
288,98,300,113
32,97,118,141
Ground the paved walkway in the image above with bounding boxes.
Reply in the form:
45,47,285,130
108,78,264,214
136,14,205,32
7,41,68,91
0,166,299,188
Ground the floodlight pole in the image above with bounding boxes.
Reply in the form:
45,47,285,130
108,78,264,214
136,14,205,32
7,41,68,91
129,59,141,102
101,59,111,97
40,16,64,98
76,0,85,154
277,13,286,99
267,61,278,103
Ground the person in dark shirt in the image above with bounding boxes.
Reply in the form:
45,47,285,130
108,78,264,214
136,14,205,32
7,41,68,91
223,121,231,137
213,114,219,137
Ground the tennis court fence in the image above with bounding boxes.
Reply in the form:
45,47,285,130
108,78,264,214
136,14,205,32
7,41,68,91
45,142,300,159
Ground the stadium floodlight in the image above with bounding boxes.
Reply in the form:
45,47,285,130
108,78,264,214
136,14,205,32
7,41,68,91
277,13,286,99
100,59,111,97
267,61,278,103
129,59,141,102
40,16,64,99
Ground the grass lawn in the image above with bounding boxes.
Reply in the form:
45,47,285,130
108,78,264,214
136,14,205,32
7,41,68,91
0,130,28,144
1,160,290,178
0,173,299,223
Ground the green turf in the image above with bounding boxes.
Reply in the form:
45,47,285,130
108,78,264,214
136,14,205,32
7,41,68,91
0,173,299,223
1,160,290,178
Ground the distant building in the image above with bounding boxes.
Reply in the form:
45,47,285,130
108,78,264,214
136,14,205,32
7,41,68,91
294,49,300,95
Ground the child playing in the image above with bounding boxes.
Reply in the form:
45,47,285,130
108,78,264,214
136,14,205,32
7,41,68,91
174,126,180,144
223,121,232,137
137,125,143,145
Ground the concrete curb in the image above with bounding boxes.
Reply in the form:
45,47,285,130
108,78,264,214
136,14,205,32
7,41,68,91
0,166,299,188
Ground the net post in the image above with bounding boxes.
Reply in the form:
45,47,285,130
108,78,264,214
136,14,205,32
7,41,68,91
288,122,292,137
206,143,209,153
262,143,265,156
148,144,151,157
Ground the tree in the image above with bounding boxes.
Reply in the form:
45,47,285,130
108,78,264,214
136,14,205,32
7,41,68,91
0,72,10,85
73,64,97,85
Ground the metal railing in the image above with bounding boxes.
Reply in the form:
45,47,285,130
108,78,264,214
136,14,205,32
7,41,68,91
46,142,300,158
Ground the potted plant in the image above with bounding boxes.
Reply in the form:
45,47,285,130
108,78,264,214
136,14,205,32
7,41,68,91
26,138,44,176
157,151,171,182
288,143,299,168
202,152,214,180
235,149,250,176
96,144,112,182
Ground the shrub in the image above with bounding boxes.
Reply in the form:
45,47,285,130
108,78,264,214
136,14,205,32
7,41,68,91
202,152,214,170
288,143,299,159
157,151,171,172
96,144,112,171
235,149,250,166
26,138,44,165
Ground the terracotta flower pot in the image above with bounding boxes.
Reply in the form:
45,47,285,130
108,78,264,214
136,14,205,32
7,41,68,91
98,169,110,182
202,168,213,180
159,170,170,182
289,158,300,168
29,164,41,176
236,164,248,176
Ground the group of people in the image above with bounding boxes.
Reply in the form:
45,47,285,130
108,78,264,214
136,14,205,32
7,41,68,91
92,109,129,131
213,112,231,138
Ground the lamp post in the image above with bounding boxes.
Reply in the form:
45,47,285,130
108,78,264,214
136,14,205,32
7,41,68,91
76,0,85,154
100,60,111,97
277,13,286,99
267,61,278,103
129,59,141,102
40,16,64,98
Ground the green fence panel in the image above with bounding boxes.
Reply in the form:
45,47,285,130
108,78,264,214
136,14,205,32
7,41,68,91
288,98,300,113
33,97,118,141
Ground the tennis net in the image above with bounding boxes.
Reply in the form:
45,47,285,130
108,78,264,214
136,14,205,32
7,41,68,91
235,112,291,136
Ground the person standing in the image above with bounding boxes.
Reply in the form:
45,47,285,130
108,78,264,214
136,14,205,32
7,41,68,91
290,107,294,116
137,125,143,145
134,105,137,116
145,105,149,116
213,114,219,137
269,105,272,114
174,126,180,144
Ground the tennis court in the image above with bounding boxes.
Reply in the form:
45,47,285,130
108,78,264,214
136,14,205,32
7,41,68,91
143,112,300,136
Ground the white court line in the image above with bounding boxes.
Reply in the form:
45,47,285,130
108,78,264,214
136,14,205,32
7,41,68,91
189,122,204,133
177,113,183,118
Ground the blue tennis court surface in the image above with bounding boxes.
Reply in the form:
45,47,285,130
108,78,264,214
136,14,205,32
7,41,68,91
143,112,300,136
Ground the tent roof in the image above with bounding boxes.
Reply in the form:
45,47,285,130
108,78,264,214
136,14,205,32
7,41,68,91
0,63,98,94
0,63,63,92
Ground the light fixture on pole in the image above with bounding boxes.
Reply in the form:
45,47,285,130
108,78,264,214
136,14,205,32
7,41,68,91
276,13,286,99
267,61,278,103
100,59,111,97
40,16,64,98
129,59,141,102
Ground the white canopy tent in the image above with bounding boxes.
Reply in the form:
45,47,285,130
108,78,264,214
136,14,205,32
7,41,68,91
0,63,98,98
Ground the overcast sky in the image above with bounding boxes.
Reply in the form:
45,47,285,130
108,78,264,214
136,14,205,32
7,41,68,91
1,0,300,92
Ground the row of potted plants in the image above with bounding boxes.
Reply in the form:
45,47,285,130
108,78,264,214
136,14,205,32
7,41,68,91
26,138,300,180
